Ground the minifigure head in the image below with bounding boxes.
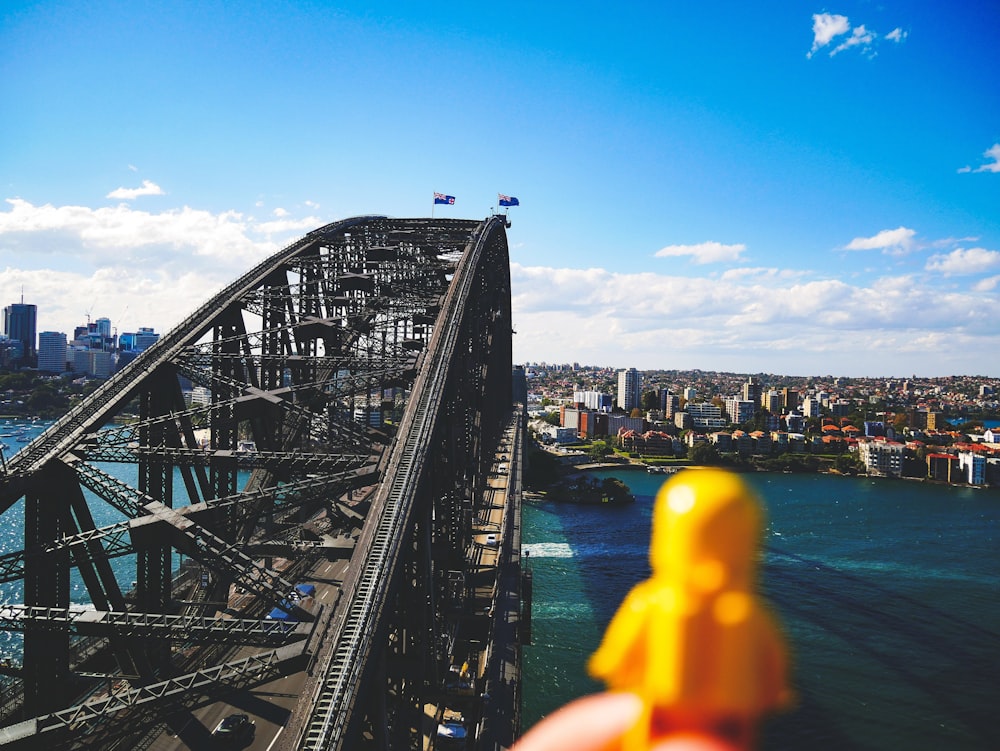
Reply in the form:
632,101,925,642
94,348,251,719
649,469,763,593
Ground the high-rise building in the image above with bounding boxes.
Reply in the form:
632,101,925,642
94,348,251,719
724,397,756,425
37,331,68,373
3,301,37,367
87,350,113,379
0,336,23,368
782,388,798,411
121,327,160,352
660,390,679,418
801,396,821,418
742,376,762,405
573,390,613,412
762,390,783,413
616,368,641,412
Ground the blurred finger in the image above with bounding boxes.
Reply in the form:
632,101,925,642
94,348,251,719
513,693,642,751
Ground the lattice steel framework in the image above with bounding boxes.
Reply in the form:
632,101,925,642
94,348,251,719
0,216,513,749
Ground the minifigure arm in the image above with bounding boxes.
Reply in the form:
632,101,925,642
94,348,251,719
587,585,650,681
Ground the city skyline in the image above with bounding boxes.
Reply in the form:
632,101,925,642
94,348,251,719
2,2,998,377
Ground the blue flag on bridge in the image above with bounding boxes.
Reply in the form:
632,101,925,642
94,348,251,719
434,193,456,205
498,194,519,207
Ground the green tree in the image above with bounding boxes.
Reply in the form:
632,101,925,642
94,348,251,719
835,453,863,475
687,442,722,466
26,384,66,413
600,477,634,504
588,440,612,462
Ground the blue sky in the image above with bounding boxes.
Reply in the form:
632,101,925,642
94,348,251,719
1,1,998,376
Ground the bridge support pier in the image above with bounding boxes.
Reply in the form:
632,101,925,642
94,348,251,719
22,464,71,717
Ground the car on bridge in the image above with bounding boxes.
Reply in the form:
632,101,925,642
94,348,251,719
436,711,468,748
212,713,255,743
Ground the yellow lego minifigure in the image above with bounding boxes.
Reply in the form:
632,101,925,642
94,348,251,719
588,469,792,751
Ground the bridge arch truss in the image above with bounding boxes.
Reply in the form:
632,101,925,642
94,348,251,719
0,216,513,749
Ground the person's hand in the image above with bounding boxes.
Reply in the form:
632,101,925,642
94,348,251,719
513,692,740,751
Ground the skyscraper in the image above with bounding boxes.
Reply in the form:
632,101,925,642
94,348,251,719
3,301,37,367
37,331,68,373
742,375,762,405
616,367,641,412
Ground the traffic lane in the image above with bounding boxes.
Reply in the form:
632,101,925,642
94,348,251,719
150,660,307,750
149,559,348,750
149,648,306,751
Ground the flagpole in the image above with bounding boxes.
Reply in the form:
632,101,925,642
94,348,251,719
431,193,435,219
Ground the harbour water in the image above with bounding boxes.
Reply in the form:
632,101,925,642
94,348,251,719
0,418,242,662
522,468,1000,750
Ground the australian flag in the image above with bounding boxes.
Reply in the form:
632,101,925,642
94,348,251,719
498,194,519,207
434,192,456,205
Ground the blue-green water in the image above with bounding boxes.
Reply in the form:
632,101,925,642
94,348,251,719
0,419,246,661
522,469,1000,750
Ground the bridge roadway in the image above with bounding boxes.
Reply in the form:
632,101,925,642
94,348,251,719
143,411,524,751
0,216,519,750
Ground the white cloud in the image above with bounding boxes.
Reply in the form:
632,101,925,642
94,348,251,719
844,226,917,254
808,13,905,59
973,275,1000,292
0,197,330,338
106,179,165,200
831,25,875,56
654,241,746,264
509,263,997,374
809,13,850,57
926,247,1000,276
719,267,809,282
2,191,995,378
273,207,289,217
976,144,1000,173
1,264,223,344
254,216,323,235
959,143,1000,174
0,198,274,267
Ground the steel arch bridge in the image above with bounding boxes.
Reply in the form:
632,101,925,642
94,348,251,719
0,216,516,749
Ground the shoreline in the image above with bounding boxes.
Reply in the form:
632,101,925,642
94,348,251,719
549,458,995,491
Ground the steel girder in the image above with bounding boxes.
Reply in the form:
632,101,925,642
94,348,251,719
0,216,504,746
295,217,512,751
0,605,307,646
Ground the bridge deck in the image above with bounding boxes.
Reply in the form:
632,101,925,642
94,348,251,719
141,410,523,751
